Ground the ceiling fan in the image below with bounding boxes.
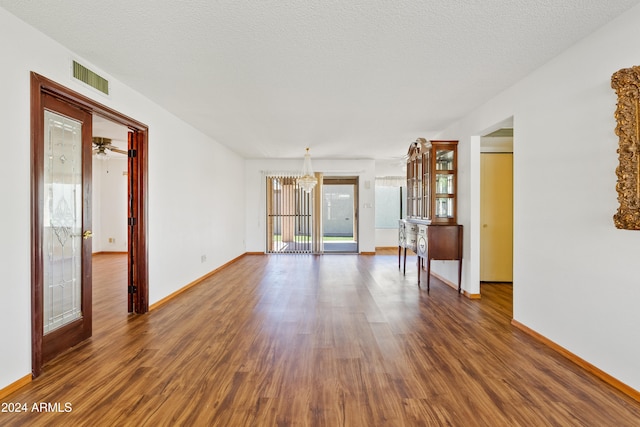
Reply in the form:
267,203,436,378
92,137,127,157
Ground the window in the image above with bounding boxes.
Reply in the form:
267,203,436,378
375,177,406,229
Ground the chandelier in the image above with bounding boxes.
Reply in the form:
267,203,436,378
298,147,317,193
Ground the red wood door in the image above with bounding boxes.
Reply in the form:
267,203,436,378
35,92,93,369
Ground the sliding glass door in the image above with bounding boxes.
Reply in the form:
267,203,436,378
322,177,358,253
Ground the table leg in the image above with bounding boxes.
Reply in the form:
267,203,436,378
426,258,431,293
403,247,407,275
458,259,463,294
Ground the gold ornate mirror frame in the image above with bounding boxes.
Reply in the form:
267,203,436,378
611,66,640,229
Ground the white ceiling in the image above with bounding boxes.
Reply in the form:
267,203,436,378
2,1,639,162
93,116,128,150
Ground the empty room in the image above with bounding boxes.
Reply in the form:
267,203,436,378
1,1,640,425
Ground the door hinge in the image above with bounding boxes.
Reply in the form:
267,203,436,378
128,285,137,294
128,149,137,158
128,217,137,226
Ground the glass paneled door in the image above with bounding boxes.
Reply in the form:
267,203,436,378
322,177,358,253
38,93,93,367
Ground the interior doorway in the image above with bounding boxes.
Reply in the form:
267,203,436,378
92,116,129,332
322,177,358,253
479,125,514,282
30,73,148,377
92,116,129,257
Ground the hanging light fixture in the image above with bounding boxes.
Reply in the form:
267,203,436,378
93,145,110,160
298,147,317,193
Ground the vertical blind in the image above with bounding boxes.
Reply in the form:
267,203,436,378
265,173,322,254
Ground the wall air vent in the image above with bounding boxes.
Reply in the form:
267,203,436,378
72,60,109,95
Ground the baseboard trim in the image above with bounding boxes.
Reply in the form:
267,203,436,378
511,319,640,403
360,251,376,255
430,271,481,299
463,290,482,299
92,251,128,255
150,253,247,311
245,252,265,255
0,374,32,400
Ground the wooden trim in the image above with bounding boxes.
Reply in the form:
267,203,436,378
314,173,324,254
132,128,149,314
30,72,149,377
0,374,32,400
463,290,482,299
511,319,640,403
149,254,247,311
246,252,266,256
430,271,481,299
32,72,148,315
360,251,376,255
30,72,44,378
92,251,128,255
375,246,397,251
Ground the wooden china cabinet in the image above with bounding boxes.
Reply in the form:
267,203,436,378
399,139,463,292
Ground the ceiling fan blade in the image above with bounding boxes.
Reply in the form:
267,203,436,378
107,146,128,155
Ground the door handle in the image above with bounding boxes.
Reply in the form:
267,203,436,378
83,230,93,239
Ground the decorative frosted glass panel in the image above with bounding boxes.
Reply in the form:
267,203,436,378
43,110,83,334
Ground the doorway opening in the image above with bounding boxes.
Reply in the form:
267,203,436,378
322,177,358,253
91,116,130,332
473,118,514,315
479,127,513,283
30,73,148,377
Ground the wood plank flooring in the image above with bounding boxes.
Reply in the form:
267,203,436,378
2,253,640,426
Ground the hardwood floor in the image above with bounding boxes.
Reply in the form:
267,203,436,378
2,253,640,426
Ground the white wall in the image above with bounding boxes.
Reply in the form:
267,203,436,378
374,160,405,248
375,228,399,247
92,157,128,253
438,4,640,391
0,7,245,390
245,159,376,253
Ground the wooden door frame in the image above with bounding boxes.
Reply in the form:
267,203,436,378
30,72,149,377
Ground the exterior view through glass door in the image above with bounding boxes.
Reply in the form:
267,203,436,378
322,177,358,253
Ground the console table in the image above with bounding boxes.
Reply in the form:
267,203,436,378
399,220,463,293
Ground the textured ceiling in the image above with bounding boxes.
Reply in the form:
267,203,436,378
2,0,639,161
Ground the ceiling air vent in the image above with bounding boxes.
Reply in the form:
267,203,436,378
72,60,109,95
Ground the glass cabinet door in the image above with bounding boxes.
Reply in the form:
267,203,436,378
435,197,455,219
435,149,454,170
405,138,456,223
422,150,430,220
430,142,457,224
416,157,422,217
435,173,454,195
